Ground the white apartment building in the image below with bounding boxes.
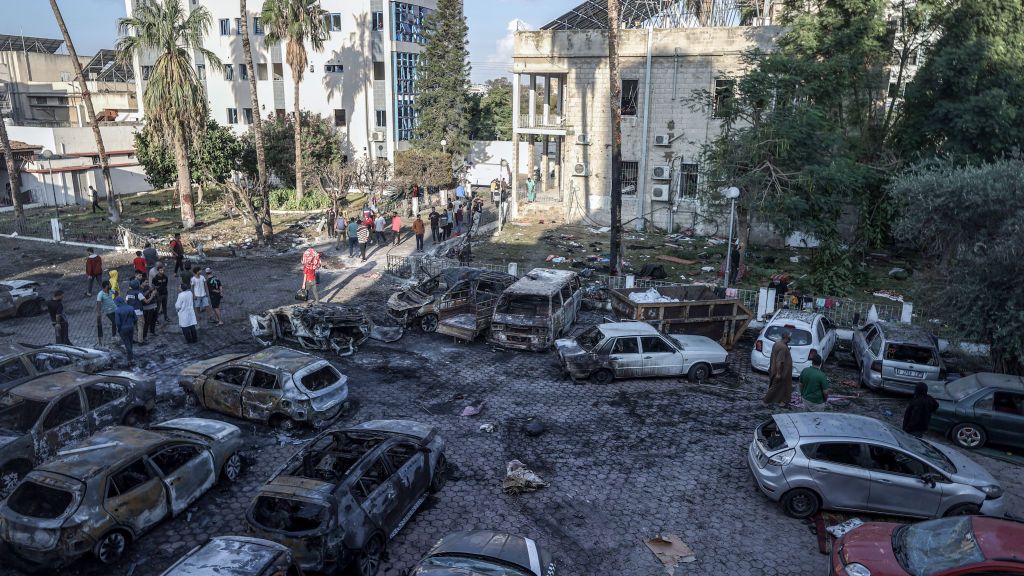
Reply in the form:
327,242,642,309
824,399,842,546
125,0,437,162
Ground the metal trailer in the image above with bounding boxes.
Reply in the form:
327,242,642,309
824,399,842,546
607,286,753,349
435,291,499,342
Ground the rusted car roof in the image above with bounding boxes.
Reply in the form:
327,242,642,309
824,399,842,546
39,426,167,480
245,346,320,373
505,269,577,296
8,371,101,401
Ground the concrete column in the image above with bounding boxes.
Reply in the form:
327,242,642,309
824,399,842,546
541,136,550,194
555,137,563,203
511,133,520,220
542,76,551,126
528,75,537,128
512,73,521,130
555,76,563,121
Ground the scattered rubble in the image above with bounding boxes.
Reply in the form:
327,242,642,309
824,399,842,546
628,288,680,304
250,303,402,356
646,534,696,575
502,459,547,495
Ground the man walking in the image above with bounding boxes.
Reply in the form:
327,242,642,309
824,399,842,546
301,248,322,303
798,356,829,411
429,208,440,243
95,281,117,343
170,233,185,273
346,217,358,258
191,268,210,323
114,296,137,365
132,251,148,276
207,269,224,325
141,281,159,340
334,212,347,251
357,219,371,262
124,280,146,345
152,265,170,322
412,213,425,251
903,382,940,438
437,209,449,242
142,242,158,273
763,330,794,408
374,212,387,245
175,284,198,344
391,212,402,246
89,185,101,214
47,290,70,345
85,248,103,296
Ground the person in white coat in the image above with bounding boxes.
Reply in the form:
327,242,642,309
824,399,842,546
175,284,198,344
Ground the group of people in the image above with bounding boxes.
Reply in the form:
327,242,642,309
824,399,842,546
332,198,485,260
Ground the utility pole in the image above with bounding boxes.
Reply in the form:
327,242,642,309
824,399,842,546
607,0,623,276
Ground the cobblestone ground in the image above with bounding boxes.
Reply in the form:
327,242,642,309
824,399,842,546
0,237,1020,576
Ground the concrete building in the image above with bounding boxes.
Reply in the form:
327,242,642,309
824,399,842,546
511,0,780,231
125,0,436,163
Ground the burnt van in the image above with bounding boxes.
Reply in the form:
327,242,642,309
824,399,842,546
488,269,582,351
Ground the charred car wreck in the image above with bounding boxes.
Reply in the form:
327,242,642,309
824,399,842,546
488,269,583,352
1,343,115,393
0,280,46,320
250,304,402,356
247,420,447,576
159,536,304,576
387,267,516,333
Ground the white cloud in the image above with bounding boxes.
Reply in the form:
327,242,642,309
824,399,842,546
495,18,534,64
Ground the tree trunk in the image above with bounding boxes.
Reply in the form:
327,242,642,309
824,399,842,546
50,0,121,223
0,119,25,229
174,129,196,229
607,0,623,276
293,79,304,202
240,0,273,244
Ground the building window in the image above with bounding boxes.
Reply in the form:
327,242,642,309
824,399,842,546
680,163,699,195
196,64,206,80
272,63,284,81
334,109,346,127
243,108,253,124
227,108,238,124
141,66,153,80
395,101,415,141
219,18,230,36
620,161,639,195
393,52,418,95
326,13,342,32
325,64,344,73
375,110,387,127
235,18,242,35
253,16,264,35
373,61,386,81
392,2,431,44
621,79,639,117
713,78,735,118
239,64,248,81
372,11,384,30
224,64,233,80
256,63,268,80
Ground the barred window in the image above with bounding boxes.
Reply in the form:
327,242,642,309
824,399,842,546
620,161,638,195
392,2,431,44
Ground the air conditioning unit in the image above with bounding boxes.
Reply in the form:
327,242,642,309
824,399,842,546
653,134,671,146
651,185,670,202
572,162,589,177
652,165,671,180
576,133,591,145
371,131,385,142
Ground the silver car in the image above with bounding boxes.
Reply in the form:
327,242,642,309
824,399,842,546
747,413,1006,519
851,321,945,393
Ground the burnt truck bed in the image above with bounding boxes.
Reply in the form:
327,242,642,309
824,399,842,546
608,286,753,349
436,292,497,342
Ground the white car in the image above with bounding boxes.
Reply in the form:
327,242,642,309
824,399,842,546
555,321,729,383
750,309,837,377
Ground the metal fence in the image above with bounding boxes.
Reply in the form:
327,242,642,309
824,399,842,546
385,254,520,280
0,215,54,239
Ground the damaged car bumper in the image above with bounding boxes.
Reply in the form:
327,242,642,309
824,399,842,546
747,441,788,500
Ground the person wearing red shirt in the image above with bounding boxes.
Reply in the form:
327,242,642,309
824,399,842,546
300,248,321,303
132,251,147,275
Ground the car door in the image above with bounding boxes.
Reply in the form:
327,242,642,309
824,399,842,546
560,283,578,330
640,336,684,377
203,365,250,417
973,390,1024,447
36,389,91,461
863,328,883,383
352,453,400,538
803,442,873,511
104,457,169,534
865,444,944,517
83,380,131,429
608,337,643,378
852,324,875,368
148,442,216,516
819,317,837,361
381,442,430,531
242,368,283,422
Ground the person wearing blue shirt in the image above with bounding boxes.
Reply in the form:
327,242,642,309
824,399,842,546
114,297,138,365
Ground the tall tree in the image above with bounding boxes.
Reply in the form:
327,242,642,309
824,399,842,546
0,119,25,229
415,0,471,156
240,0,272,243
117,0,221,229
607,0,623,277
261,0,329,203
50,0,121,222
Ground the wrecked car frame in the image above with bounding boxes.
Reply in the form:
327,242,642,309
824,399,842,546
488,269,583,352
159,535,305,576
387,267,516,333
250,303,402,357
0,280,46,320
0,343,115,393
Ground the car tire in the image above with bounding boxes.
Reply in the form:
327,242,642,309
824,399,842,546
17,299,42,317
220,452,244,484
943,503,980,517
951,423,987,449
781,488,820,519
121,407,148,427
687,363,711,382
0,460,31,499
429,454,448,493
419,314,439,333
355,534,385,576
94,530,130,564
591,369,614,385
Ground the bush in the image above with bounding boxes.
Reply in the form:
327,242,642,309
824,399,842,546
269,188,332,211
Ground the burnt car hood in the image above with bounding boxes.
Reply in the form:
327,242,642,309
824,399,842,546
424,531,553,576
493,313,548,328
554,338,587,359
388,289,433,313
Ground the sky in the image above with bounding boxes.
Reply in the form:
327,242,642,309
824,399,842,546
7,0,582,84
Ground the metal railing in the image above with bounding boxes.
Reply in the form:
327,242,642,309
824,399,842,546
386,254,520,280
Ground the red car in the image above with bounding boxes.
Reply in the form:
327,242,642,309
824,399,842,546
831,516,1024,575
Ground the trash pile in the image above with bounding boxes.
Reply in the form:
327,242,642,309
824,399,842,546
502,460,547,495
628,288,680,304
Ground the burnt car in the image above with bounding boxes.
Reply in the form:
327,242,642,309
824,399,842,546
247,420,447,576
0,343,115,392
0,279,46,319
388,267,516,332
0,418,243,569
0,370,156,498
489,269,583,352
412,531,558,576
251,303,402,357
179,346,348,430
160,536,304,576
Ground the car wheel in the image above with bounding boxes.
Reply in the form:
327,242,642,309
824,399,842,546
270,414,296,432
17,300,42,317
429,454,448,493
220,452,243,484
121,407,148,427
781,488,820,519
951,423,987,449
94,530,129,564
0,461,31,499
355,534,385,576
687,363,711,382
420,314,439,333
591,369,615,385
943,503,980,517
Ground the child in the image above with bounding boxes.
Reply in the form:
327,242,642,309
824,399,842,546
108,269,120,298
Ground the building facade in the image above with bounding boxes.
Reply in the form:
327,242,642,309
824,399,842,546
125,0,436,163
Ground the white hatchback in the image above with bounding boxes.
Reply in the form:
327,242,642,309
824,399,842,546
750,309,837,377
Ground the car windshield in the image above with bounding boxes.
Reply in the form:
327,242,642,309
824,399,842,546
885,343,939,366
886,424,956,473
893,517,985,575
251,496,328,534
576,326,604,351
417,555,533,576
0,394,47,434
7,480,77,519
764,326,813,347
945,378,982,401
497,295,550,316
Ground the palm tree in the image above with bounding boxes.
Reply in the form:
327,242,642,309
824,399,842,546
240,0,272,243
116,0,221,229
262,0,329,202
50,0,121,223
0,118,26,229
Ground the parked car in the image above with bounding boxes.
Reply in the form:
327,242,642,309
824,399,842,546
0,418,243,569
830,516,1024,576
179,346,348,430
489,268,583,352
851,321,945,393
555,321,728,384
929,372,1024,450
747,413,1006,519
412,530,558,576
0,342,114,392
0,279,46,319
387,267,516,332
750,309,837,377
250,303,402,357
247,420,447,576
160,536,304,576
0,370,156,498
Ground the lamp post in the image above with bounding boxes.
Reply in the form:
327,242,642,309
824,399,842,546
722,186,740,289
40,149,58,220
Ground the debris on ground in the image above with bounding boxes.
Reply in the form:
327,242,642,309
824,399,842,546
637,263,668,279
888,267,910,280
645,534,696,575
628,288,680,304
503,459,547,495
479,423,496,433
461,400,486,417
523,418,547,437
872,289,904,302
250,303,402,356
826,518,864,538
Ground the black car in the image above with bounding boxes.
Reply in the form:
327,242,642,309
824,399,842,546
930,372,1024,450
412,531,557,576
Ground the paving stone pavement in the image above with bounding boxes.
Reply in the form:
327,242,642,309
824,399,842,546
0,238,1020,576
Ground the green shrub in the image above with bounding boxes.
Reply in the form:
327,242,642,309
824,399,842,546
269,188,332,211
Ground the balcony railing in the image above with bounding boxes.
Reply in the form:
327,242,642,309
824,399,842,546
517,114,567,131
